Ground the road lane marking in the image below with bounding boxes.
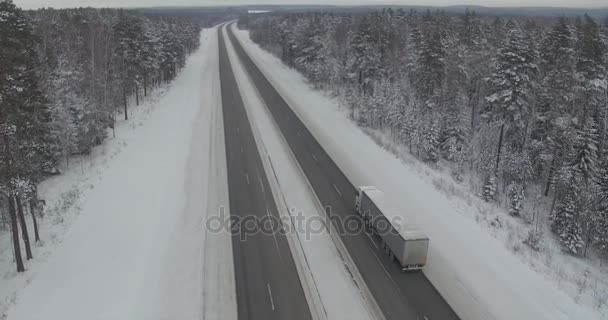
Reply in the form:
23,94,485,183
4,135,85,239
366,232,379,249
259,176,265,193
333,184,342,196
312,153,318,162
267,283,275,311
236,127,240,134
372,250,399,288
266,207,283,262
245,173,250,185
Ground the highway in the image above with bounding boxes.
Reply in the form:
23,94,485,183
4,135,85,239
218,25,313,320
225,23,461,320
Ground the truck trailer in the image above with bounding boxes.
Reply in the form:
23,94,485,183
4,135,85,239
355,186,429,271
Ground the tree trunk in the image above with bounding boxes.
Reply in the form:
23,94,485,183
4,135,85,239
143,74,148,97
29,200,40,243
494,123,505,176
469,79,479,133
123,89,128,120
135,85,139,106
549,192,558,217
583,233,591,258
1,204,6,230
599,87,608,157
9,195,24,272
544,152,557,196
16,197,32,260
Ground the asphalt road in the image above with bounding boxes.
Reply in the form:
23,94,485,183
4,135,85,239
218,25,313,320
226,24,461,320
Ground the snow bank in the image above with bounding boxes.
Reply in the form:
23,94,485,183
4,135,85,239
5,28,218,320
232,26,599,320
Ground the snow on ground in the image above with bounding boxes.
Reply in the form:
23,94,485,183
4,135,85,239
2,27,220,320
233,26,602,320
0,63,178,320
224,26,373,320
201,26,237,320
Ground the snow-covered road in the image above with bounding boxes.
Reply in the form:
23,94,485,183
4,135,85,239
7,28,223,320
224,25,374,320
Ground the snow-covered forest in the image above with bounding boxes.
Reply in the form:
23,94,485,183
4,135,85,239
0,0,201,272
240,10,608,262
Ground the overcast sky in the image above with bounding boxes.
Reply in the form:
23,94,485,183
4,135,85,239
13,0,608,10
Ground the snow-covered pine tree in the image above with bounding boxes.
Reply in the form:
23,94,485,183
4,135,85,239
0,0,51,272
459,9,483,48
575,15,607,143
484,20,538,177
552,189,584,254
524,228,545,252
596,165,608,258
535,17,577,197
410,23,446,101
113,13,146,118
507,182,525,217
347,15,381,97
420,116,440,162
482,175,497,202
441,106,470,168
571,118,599,184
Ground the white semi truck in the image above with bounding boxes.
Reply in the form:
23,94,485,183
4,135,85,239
355,186,429,271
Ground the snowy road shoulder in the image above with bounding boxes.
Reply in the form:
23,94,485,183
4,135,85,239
6,28,219,320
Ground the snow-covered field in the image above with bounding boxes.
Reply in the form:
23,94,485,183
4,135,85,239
232,25,604,320
224,26,374,320
1,27,221,320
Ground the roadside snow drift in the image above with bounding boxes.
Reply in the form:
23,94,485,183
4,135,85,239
232,26,598,320
7,28,219,320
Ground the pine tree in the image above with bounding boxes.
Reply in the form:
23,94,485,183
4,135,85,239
459,9,482,48
576,15,606,86
113,12,146,118
347,15,381,97
575,15,607,126
441,108,470,164
535,17,577,196
524,228,545,252
596,165,608,257
484,20,538,174
420,117,440,162
507,182,525,217
571,118,599,184
0,0,50,272
411,24,445,101
552,190,584,254
482,175,497,202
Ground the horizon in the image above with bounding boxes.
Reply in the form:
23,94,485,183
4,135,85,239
12,1,608,10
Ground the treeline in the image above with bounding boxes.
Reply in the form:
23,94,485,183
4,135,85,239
241,10,608,259
0,0,202,272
